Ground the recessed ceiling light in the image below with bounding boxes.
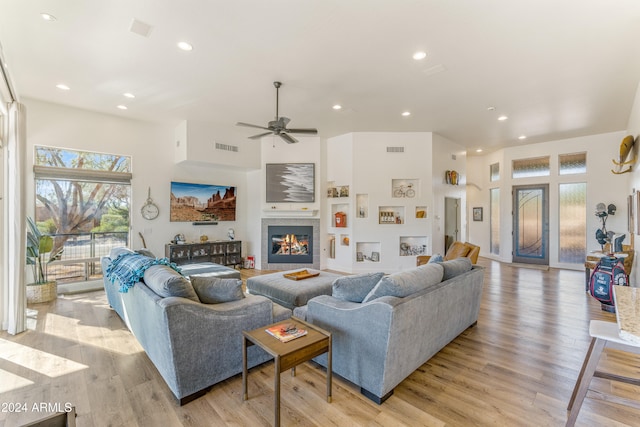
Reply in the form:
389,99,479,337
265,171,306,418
518,135,527,140
476,149,483,153
402,111,411,117
177,41,193,51
498,115,508,121
117,105,128,110
332,104,342,110
123,92,135,99
412,51,427,60
55,84,70,91
41,13,56,21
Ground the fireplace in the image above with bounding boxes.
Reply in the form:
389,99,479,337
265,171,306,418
261,218,320,270
268,226,313,264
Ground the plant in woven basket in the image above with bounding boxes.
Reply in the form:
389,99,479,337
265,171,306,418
26,217,63,302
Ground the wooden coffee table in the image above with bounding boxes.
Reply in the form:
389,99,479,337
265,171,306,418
242,316,332,427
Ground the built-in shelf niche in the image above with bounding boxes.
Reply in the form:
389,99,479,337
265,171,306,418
399,236,428,256
379,206,405,224
328,234,336,259
331,203,349,228
415,206,427,219
356,242,381,262
391,178,419,198
356,193,368,219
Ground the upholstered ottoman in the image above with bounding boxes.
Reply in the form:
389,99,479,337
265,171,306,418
247,269,342,310
179,262,241,279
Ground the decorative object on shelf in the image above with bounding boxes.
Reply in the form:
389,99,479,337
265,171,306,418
472,207,483,221
342,236,350,246
26,216,63,303
445,170,459,185
200,235,209,243
400,242,427,256
141,187,160,220
393,183,415,198
339,186,349,197
335,211,347,227
356,252,364,262
228,228,235,240
370,252,380,262
611,135,636,174
416,209,426,218
173,234,186,244
359,205,365,218
327,186,338,198
266,163,315,203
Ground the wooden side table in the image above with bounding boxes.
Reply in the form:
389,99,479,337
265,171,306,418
242,317,332,427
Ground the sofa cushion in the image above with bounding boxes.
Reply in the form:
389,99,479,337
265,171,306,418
363,263,444,303
190,276,245,304
143,265,199,301
440,257,473,281
109,246,134,259
332,272,385,303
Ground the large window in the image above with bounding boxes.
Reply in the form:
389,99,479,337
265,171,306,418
558,183,586,264
490,188,500,255
34,146,132,283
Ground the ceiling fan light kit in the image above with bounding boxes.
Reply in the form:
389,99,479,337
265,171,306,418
236,81,318,144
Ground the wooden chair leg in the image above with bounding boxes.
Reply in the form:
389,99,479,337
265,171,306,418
566,337,606,426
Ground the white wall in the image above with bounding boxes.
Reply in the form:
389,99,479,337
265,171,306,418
325,132,435,273
468,131,629,269
625,80,640,284
23,98,250,258
432,134,468,254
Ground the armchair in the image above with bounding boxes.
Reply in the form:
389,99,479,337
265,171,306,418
417,241,480,266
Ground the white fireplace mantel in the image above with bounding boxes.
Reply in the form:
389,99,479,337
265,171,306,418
261,209,318,218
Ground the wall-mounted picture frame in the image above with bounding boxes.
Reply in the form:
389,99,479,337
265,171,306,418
636,191,640,234
629,194,635,234
266,163,315,203
473,207,483,221
371,251,380,262
170,181,236,222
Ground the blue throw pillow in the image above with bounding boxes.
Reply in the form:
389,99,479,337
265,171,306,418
427,253,444,263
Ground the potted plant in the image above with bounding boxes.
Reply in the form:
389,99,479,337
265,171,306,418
26,217,62,303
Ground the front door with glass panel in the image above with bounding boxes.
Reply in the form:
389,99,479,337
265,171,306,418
512,185,549,265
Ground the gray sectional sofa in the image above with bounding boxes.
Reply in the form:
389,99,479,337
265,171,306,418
294,258,484,404
101,249,291,404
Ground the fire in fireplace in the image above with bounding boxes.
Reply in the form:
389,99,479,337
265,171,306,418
268,225,313,264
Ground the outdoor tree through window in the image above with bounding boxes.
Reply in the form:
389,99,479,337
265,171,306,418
34,146,132,282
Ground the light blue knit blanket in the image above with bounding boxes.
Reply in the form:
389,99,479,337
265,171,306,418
106,252,182,293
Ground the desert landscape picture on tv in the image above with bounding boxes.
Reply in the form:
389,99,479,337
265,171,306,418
170,181,236,222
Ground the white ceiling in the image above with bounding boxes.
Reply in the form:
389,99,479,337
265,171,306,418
2,1,640,153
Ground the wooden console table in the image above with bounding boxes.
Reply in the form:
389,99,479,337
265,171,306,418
242,317,332,427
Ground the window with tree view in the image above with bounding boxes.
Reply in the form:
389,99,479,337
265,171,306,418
34,146,132,283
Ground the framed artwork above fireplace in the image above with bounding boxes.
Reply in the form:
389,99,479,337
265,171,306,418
266,163,315,203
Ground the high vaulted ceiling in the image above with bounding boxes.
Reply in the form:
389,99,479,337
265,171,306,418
2,1,640,153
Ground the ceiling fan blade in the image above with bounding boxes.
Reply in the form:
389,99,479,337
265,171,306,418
236,122,270,130
279,133,298,144
249,131,274,139
286,128,318,135
278,117,291,126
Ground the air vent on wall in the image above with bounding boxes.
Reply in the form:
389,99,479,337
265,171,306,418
386,146,405,153
215,142,239,152
129,19,153,38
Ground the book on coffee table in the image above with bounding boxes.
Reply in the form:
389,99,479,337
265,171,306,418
265,323,308,342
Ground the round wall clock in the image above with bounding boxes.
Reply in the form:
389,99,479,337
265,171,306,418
141,187,159,220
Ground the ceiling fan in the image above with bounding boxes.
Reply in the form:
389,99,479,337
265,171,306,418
236,81,318,144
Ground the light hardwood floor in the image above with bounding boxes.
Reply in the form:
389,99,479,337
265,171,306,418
2,259,640,426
